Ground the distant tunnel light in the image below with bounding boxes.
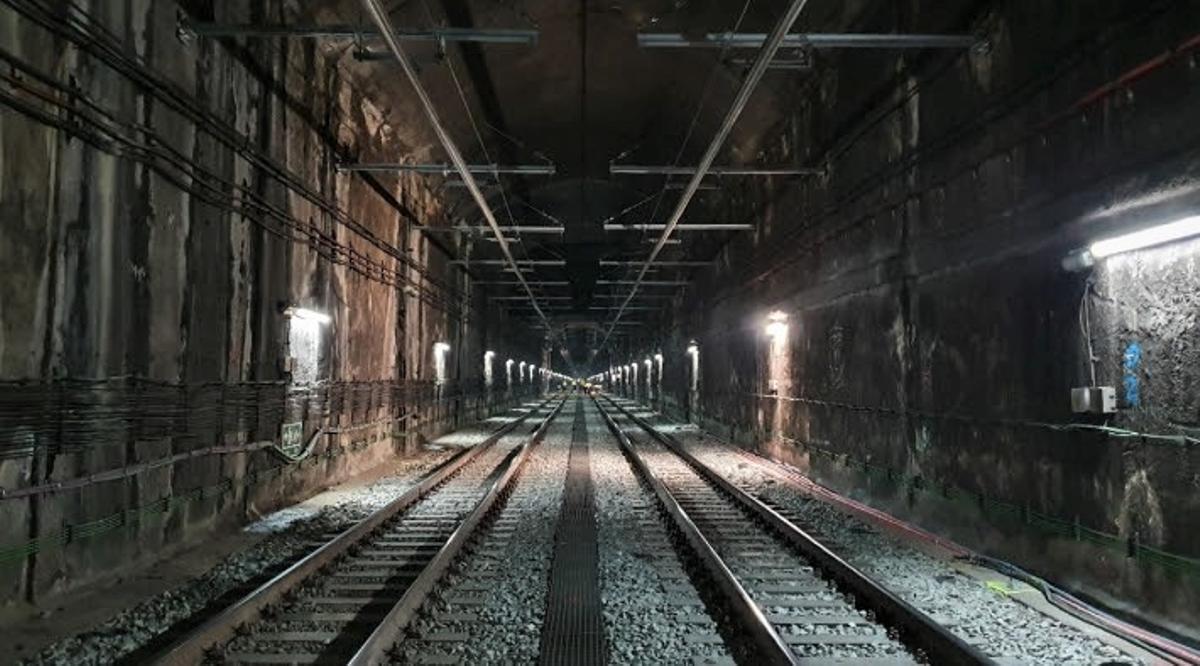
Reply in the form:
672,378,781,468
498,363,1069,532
765,310,788,339
285,307,332,325
1090,215,1200,259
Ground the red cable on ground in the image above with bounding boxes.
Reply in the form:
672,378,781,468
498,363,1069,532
732,444,1200,664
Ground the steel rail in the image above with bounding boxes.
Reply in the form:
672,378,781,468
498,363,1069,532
597,0,811,354
350,397,568,664
152,396,557,664
602,395,992,665
358,0,563,350
593,397,797,664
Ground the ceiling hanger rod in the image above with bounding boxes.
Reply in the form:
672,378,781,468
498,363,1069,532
597,0,812,353
360,0,564,349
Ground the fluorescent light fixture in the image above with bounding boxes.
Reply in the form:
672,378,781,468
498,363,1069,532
1090,215,1200,259
434,342,450,353
285,307,332,325
765,310,788,339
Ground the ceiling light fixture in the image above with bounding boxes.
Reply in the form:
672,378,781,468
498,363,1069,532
1065,214,1200,270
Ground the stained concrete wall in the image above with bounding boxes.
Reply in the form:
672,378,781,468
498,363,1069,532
0,0,540,605
634,1,1200,632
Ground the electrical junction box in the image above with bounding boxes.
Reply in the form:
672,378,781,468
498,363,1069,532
280,422,304,457
1071,386,1117,414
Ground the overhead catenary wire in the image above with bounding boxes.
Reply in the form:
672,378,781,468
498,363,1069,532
360,0,569,364
425,0,562,323
598,0,812,353
0,0,477,319
599,0,758,359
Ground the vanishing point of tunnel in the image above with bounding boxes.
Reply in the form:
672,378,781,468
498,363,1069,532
1,1,1199,664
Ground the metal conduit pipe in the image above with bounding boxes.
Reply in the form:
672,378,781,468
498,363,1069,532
358,0,564,352
596,0,812,352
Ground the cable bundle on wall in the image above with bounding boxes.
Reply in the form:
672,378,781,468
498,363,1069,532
0,0,477,320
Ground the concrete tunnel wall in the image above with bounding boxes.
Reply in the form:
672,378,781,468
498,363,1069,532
0,1,544,605
609,2,1200,633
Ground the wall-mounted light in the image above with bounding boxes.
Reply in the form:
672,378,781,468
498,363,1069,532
765,310,788,339
433,342,451,384
285,307,332,325
686,341,700,391
1065,214,1200,270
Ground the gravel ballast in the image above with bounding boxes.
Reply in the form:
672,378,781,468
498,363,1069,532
615,399,1138,666
16,410,524,666
588,401,733,665
399,401,572,663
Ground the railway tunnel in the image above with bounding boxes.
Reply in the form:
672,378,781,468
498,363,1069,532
1,0,1199,664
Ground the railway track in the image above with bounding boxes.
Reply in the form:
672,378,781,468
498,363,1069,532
153,395,566,665
594,395,989,665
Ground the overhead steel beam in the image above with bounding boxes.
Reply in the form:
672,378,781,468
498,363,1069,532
638,32,977,49
597,280,690,286
491,296,571,300
610,165,821,176
605,224,752,231
600,0,810,352
338,163,555,175
422,225,565,234
663,182,719,191
451,259,566,266
474,280,570,286
360,0,557,344
599,260,714,267
182,23,538,45
592,293,673,299
591,306,659,311
727,57,812,71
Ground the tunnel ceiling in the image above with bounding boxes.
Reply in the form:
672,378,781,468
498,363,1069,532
279,0,969,368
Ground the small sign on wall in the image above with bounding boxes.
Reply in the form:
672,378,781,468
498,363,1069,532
280,422,304,457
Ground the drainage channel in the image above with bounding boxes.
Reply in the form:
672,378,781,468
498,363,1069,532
538,397,608,665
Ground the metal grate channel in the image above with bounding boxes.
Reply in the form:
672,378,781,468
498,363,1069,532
538,398,608,665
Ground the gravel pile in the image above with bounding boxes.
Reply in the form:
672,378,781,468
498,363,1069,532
588,402,732,665
19,418,510,666
399,403,571,664
635,408,1137,666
